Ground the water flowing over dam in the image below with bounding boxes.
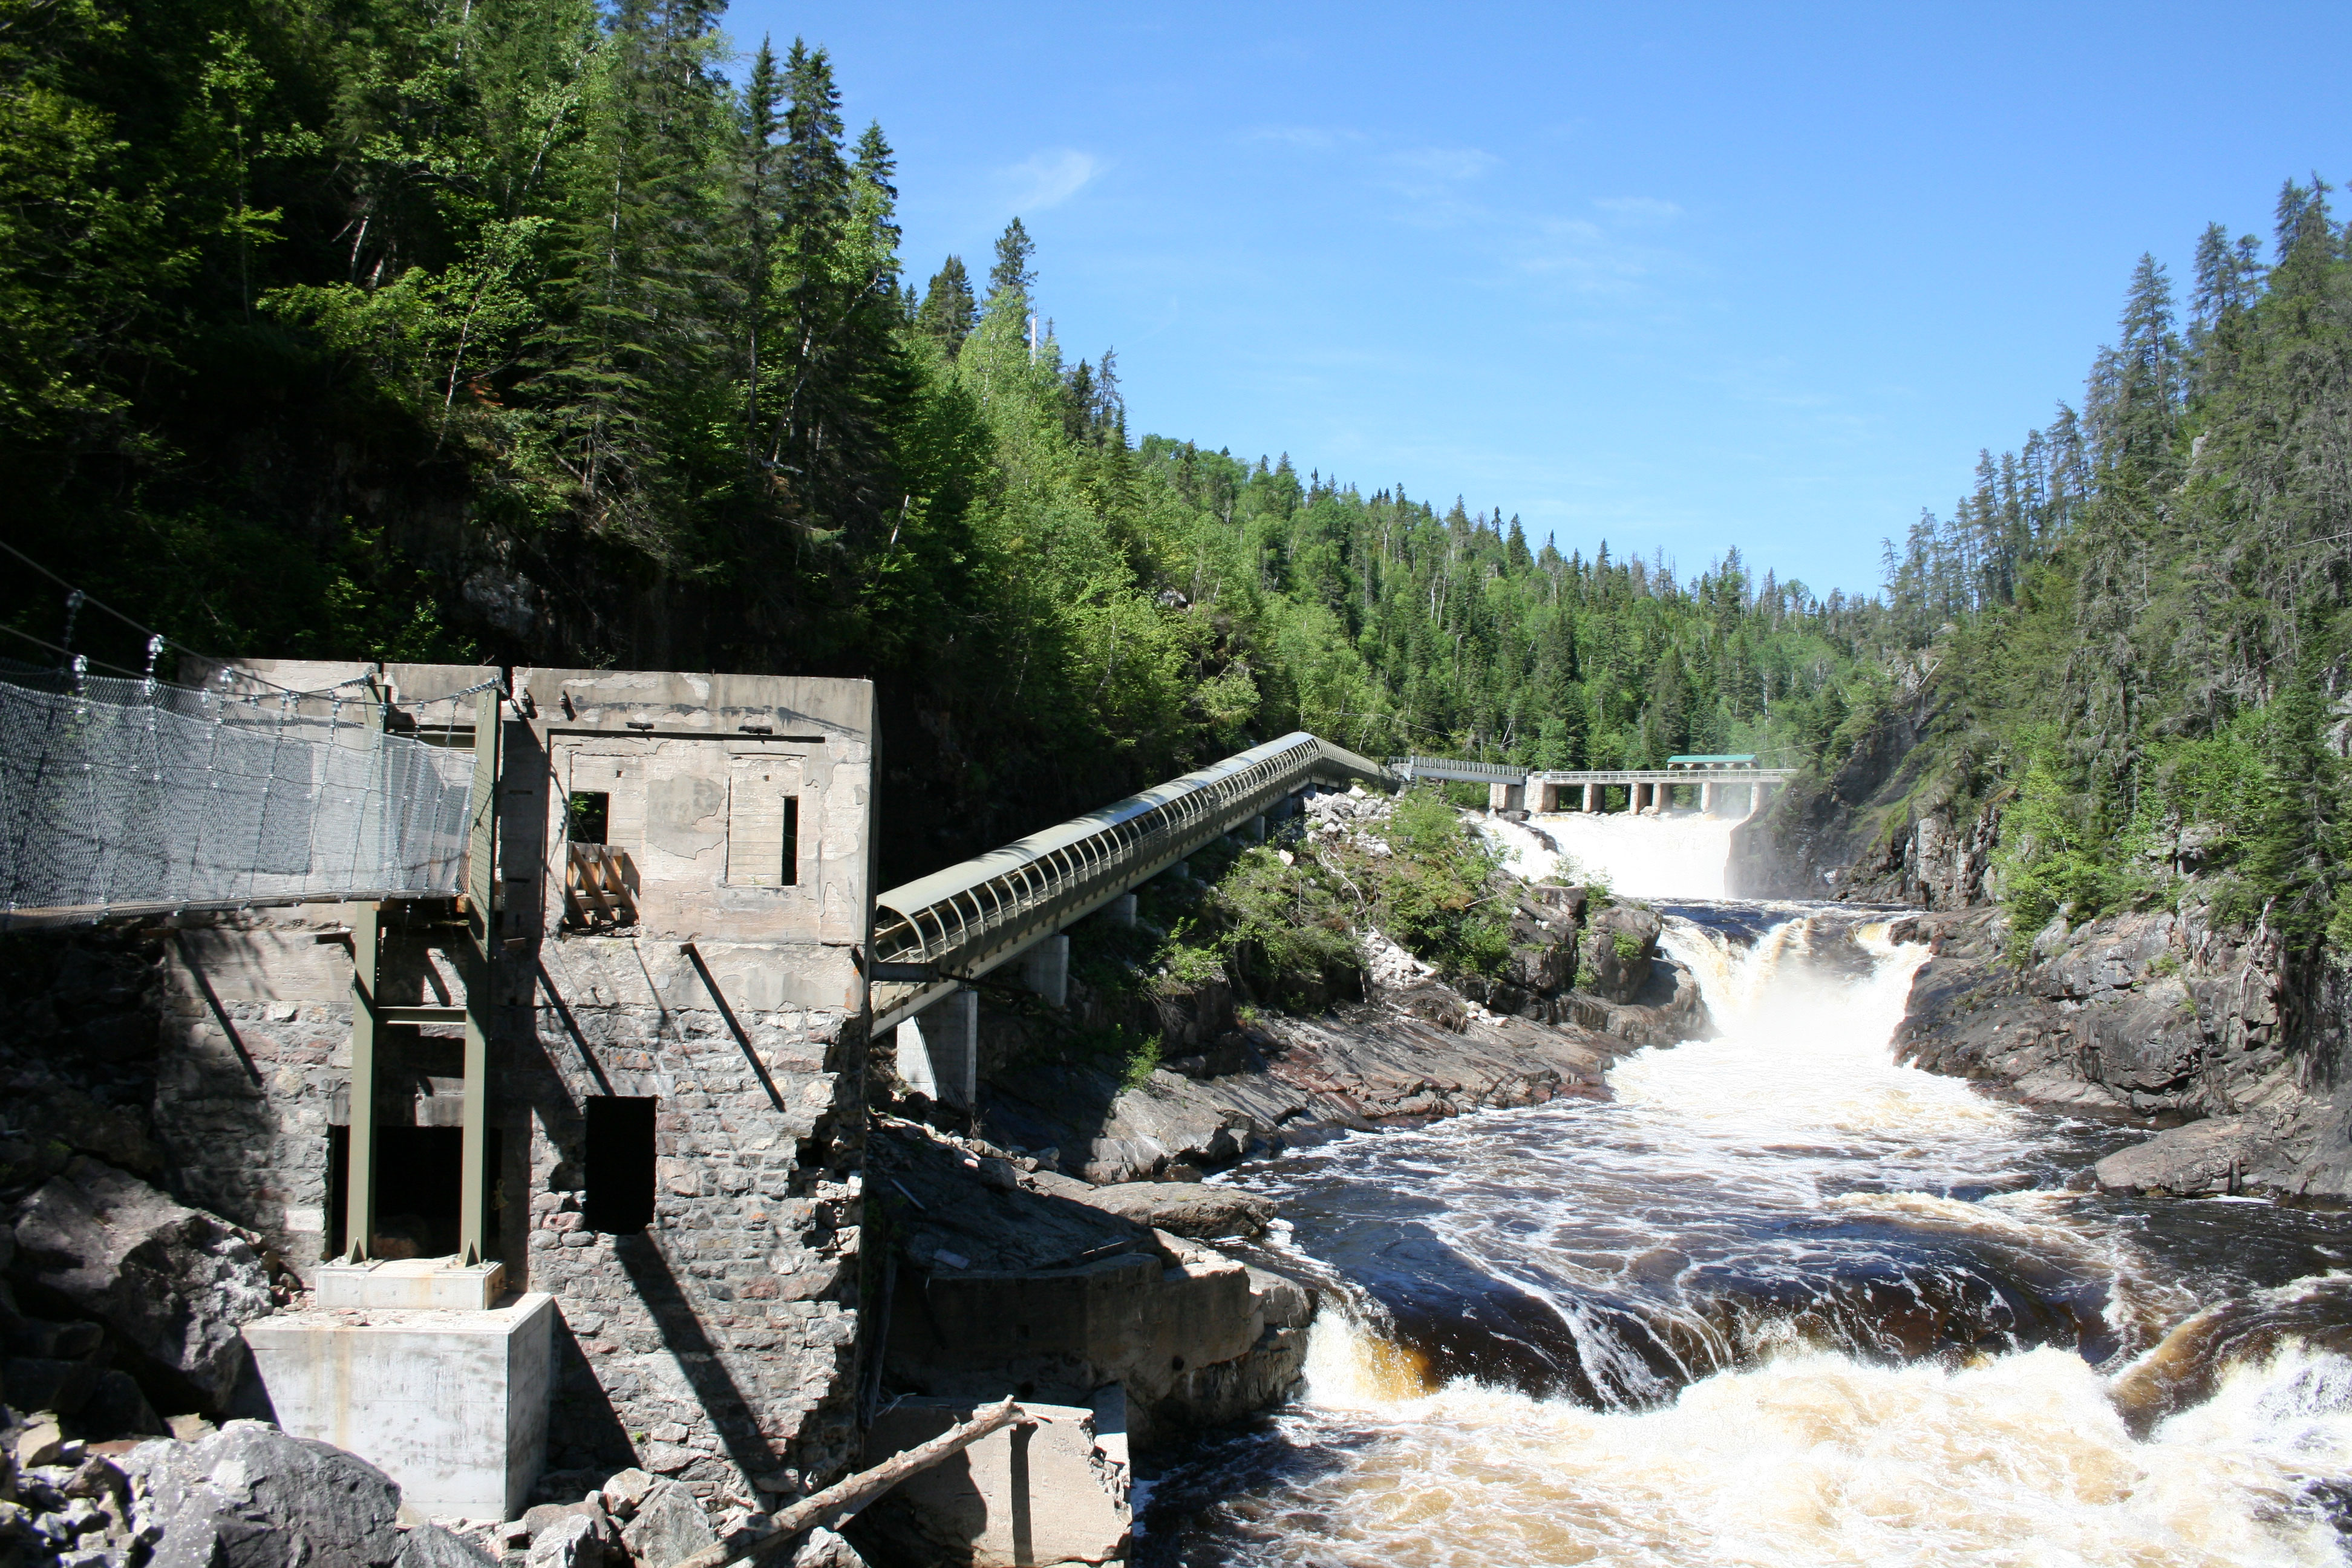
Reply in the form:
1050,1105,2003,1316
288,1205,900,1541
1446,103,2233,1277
1143,814,2352,1566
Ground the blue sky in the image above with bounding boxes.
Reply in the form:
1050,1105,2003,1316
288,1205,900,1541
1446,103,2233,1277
727,1,2346,596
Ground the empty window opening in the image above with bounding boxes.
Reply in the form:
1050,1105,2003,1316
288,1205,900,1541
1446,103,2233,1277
583,1096,658,1233
567,791,609,845
725,762,804,888
326,1125,503,1261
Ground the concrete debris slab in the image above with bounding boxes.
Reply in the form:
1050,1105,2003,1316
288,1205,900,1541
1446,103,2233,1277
1075,1183,1273,1240
852,1397,1127,1567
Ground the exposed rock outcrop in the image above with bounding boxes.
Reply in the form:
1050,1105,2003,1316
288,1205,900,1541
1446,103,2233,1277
11,1159,276,1408
1727,682,1996,910
975,926,1705,1188
1883,897,2352,1197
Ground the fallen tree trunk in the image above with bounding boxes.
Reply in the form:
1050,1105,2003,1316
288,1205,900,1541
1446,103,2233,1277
670,1397,1026,1568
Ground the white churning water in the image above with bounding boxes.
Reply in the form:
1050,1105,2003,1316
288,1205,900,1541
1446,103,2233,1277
1152,816,2352,1566
1483,809,1743,900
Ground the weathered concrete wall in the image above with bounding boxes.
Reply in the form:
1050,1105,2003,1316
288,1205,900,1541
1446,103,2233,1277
243,1292,555,1521
852,1394,1130,1567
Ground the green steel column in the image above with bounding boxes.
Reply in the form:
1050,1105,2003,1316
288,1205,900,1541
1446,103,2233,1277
459,687,500,1266
343,902,380,1263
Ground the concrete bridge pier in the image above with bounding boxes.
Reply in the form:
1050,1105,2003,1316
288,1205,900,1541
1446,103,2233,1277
899,987,978,1109
1700,780,1717,816
1487,781,1526,813
1021,934,1070,1007
1103,893,1138,928
1583,783,1599,812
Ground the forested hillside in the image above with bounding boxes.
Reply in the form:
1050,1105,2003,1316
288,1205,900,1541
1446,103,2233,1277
1828,179,2352,976
0,0,1895,879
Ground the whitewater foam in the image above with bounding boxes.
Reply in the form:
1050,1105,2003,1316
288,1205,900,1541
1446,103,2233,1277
1483,809,1743,899
1278,1316,2352,1568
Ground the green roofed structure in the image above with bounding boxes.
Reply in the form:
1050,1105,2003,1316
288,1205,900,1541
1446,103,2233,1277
1666,753,1757,770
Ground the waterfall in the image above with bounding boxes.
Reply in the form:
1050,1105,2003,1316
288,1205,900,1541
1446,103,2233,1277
1482,809,1743,900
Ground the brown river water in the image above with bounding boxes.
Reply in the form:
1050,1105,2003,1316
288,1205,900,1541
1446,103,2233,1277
1138,894,2352,1567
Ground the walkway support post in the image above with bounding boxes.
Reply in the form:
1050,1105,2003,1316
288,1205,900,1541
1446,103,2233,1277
458,687,499,1267
342,903,381,1263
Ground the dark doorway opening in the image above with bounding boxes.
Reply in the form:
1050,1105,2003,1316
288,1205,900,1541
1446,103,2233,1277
584,1097,658,1233
326,1125,504,1260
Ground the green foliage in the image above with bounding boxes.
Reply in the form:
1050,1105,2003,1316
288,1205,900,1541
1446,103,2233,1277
1612,931,1644,962
1367,787,1512,976
1118,1033,1161,1090
1906,178,2352,972
0,0,1887,892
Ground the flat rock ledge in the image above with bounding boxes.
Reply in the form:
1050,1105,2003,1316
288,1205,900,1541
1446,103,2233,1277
2096,1117,2269,1197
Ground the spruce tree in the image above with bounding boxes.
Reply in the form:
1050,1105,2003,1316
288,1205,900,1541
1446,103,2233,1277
918,256,976,352
988,216,1034,308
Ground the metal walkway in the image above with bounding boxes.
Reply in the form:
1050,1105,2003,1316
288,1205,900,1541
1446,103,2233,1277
0,663,488,930
867,732,1393,1033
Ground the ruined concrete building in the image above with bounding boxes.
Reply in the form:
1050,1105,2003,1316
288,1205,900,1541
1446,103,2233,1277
159,661,875,1514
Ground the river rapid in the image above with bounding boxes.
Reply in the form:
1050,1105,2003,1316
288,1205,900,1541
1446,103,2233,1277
1137,817,2352,1566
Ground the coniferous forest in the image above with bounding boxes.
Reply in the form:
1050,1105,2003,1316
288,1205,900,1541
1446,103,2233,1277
2,0,2347,907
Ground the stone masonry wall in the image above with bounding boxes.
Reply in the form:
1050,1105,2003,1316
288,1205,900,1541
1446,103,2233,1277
143,660,881,1509
515,939,867,1499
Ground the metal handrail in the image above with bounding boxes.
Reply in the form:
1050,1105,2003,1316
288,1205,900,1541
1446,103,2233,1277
869,732,1391,1032
1528,767,1797,785
1389,754,1526,783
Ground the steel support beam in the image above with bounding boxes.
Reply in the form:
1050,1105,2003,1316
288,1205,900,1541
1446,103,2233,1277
342,903,381,1263
459,688,500,1267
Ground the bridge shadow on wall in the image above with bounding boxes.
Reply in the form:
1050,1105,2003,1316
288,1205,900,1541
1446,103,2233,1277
614,1233,785,1486
544,1312,636,1475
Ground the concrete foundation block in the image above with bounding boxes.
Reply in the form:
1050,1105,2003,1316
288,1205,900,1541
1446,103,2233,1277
1100,894,1137,929
315,1259,508,1311
242,1293,555,1521
858,1391,1129,1566
898,988,978,1109
1019,935,1070,1009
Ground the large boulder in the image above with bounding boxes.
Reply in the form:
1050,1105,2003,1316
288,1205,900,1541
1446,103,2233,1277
398,1524,501,1568
11,1157,274,1406
1578,905,1661,1004
620,1478,717,1568
2096,1117,2267,1197
1498,888,1586,998
1076,1183,1273,1240
125,1420,403,1568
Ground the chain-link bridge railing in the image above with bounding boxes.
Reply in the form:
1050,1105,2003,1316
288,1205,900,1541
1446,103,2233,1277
0,662,480,929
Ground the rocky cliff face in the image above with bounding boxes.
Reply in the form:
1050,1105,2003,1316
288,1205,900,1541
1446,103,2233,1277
1884,898,2352,1199
1728,687,1996,910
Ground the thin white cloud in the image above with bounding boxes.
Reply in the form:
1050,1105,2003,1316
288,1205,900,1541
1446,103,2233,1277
1593,196,1683,222
1000,149,1102,211
1241,125,1361,151
1387,146,1500,184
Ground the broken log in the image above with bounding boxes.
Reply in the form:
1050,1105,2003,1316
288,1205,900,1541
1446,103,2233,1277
670,1396,1026,1568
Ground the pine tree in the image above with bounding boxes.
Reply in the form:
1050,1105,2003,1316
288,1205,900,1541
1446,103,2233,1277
918,255,976,353
988,217,1034,307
